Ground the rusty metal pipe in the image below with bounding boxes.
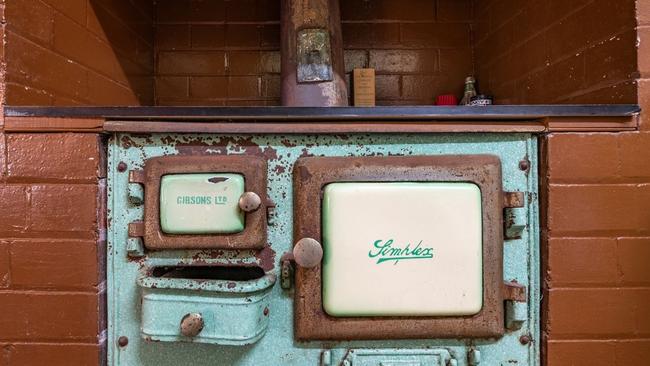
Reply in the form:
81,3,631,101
280,0,348,106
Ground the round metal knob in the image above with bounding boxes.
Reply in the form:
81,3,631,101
293,238,323,268
180,313,204,337
239,192,262,212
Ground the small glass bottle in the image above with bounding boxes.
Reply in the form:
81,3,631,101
460,76,477,105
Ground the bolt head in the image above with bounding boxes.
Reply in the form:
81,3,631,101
519,160,530,171
519,334,532,345
117,336,129,347
117,162,128,172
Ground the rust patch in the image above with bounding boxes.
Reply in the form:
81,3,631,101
273,165,286,174
256,246,277,272
173,136,279,161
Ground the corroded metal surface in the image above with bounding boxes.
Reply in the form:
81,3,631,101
108,133,540,366
139,155,269,250
280,0,348,106
293,155,505,340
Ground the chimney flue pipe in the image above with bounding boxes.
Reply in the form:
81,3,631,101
280,0,349,106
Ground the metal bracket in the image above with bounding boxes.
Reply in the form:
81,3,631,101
266,198,277,226
468,348,481,365
504,281,528,331
503,192,526,240
503,192,525,208
280,253,294,290
128,170,145,206
127,221,145,258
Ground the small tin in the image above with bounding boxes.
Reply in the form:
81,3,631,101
470,95,493,106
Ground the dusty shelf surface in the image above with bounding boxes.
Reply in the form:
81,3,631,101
4,105,640,120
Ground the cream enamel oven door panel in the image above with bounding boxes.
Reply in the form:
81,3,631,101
322,182,483,317
160,173,245,234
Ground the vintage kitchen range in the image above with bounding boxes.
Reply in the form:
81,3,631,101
105,115,540,366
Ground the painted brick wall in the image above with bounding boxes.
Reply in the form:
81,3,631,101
540,3,650,363
154,0,281,106
4,0,154,106
154,0,473,106
474,0,638,104
0,131,106,364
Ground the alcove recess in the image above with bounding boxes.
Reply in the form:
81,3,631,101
4,0,637,107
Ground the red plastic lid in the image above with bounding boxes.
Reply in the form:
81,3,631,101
436,94,458,106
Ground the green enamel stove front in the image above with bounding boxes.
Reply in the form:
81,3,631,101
108,133,540,366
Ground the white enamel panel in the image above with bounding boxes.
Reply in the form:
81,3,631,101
160,173,245,234
322,182,483,317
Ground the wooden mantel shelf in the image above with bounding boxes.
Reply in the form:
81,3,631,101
3,105,640,133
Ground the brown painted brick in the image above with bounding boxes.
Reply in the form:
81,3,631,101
547,288,650,337
157,25,190,50
372,0,436,21
259,24,280,48
341,23,373,49
0,132,6,178
158,51,226,76
618,132,650,180
7,134,99,182
8,343,101,366
225,24,260,48
369,50,437,74
547,184,650,236
229,51,265,75
375,75,401,100
638,79,650,131
156,77,188,98
86,73,142,106
190,77,228,99
617,238,650,284
340,0,375,21
402,75,439,101
545,133,619,182
0,185,28,232
0,292,99,341
261,75,281,99
640,1,650,26
190,25,226,49
401,23,470,48
437,0,472,22
6,0,54,45
227,76,260,99
226,0,279,22
45,0,86,24
157,0,225,22
9,239,99,289
6,32,89,103
614,340,650,365
344,50,368,73
0,241,9,288
546,340,615,366
29,184,97,234
584,29,638,86
549,340,650,366
547,238,619,286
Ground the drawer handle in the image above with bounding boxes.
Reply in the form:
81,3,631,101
293,238,323,268
180,313,204,337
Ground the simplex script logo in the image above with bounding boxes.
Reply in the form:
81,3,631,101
368,239,434,264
